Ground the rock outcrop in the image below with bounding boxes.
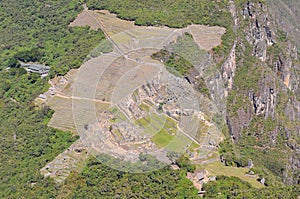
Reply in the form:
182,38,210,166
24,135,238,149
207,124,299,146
250,75,276,119
242,1,274,62
222,43,236,96
224,1,300,185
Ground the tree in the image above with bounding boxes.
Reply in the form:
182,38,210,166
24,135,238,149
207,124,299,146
176,155,196,172
7,57,21,68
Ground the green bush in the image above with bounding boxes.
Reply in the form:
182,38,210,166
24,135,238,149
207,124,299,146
6,57,21,68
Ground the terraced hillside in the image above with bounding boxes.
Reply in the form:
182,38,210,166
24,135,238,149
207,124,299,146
40,6,228,179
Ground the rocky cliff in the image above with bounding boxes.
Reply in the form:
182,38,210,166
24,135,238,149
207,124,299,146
222,0,300,186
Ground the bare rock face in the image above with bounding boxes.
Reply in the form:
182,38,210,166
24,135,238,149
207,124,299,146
242,1,274,62
285,97,300,122
225,1,300,185
227,106,253,140
284,154,300,185
266,0,300,49
222,1,238,96
250,75,276,119
267,41,299,91
267,127,278,146
241,0,300,94
222,43,237,96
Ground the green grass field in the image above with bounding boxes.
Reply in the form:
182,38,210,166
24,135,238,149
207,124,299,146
137,112,166,136
151,129,174,148
166,133,191,152
147,114,185,148
198,161,264,188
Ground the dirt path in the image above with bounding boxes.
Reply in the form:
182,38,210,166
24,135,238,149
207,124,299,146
84,6,124,55
55,92,111,104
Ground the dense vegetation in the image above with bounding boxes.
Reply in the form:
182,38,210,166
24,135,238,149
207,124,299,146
0,0,106,197
86,0,232,28
0,0,105,77
203,175,300,199
57,157,198,198
0,100,78,198
152,49,194,77
152,33,201,77
152,33,210,96
203,175,252,198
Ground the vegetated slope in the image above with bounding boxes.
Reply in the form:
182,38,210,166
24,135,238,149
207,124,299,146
0,0,105,77
218,0,300,188
199,1,300,197
0,0,105,198
266,0,300,49
203,175,300,199
57,156,199,199
0,100,78,198
86,0,231,28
